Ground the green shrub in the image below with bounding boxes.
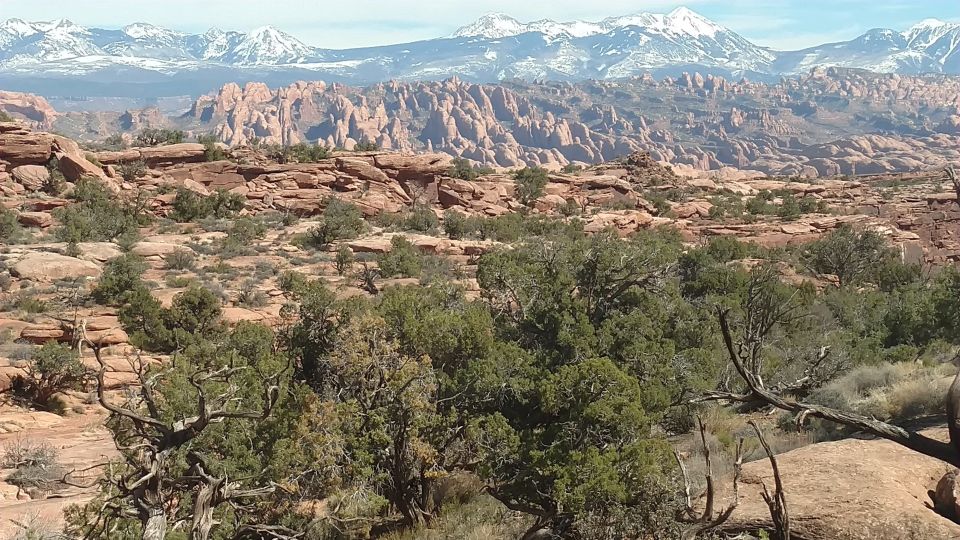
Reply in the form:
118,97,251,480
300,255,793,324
135,128,184,147
267,143,331,163
92,254,147,306
354,140,379,152
236,279,269,308
12,342,90,410
335,245,355,276
53,178,144,243
443,210,470,240
43,158,66,196
9,292,48,314
171,188,245,222
0,206,21,242
171,188,208,222
801,225,889,287
119,285,224,353
562,163,583,174
198,134,227,162
102,133,126,150
377,236,423,278
746,195,774,215
513,167,549,206
0,110,13,122
308,198,366,246
164,248,196,271
218,217,267,257
448,157,493,180
117,160,146,182
404,204,439,232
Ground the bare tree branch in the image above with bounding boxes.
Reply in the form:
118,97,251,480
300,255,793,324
749,421,790,540
675,416,744,540
716,308,958,465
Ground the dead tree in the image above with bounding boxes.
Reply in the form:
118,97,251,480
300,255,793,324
749,421,790,540
674,416,744,540
78,342,286,540
947,166,960,202
358,261,380,295
714,308,959,465
695,265,841,406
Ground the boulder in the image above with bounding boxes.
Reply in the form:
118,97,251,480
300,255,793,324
132,242,195,258
11,164,50,191
19,323,66,344
347,238,394,254
16,211,53,228
336,157,392,185
0,132,54,165
56,151,109,182
932,469,960,519
9,252,102,282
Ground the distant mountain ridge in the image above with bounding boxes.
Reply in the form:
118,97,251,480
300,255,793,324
1,8,959,98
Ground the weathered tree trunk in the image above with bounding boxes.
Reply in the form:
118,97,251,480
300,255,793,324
142,510,167,540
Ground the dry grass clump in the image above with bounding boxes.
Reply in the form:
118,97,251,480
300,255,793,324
806,361,955,441
381,493,531,540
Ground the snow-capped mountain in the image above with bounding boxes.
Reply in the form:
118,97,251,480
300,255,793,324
0,18,319,67
774,19,960,74
1,8,959,98
455,8,726,41
216,26,315,65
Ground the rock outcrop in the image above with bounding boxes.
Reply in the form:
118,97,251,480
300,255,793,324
89,69,956,176
9,252,102,282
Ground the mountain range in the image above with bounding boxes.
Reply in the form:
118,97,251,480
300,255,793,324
1,7,959,98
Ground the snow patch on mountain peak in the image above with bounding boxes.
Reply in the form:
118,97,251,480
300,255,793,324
453,13,526,39
664,7,722,38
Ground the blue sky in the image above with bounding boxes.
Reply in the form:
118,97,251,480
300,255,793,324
1,0,958,50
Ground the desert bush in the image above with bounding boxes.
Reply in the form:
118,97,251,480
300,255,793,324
0,206,22,242
102,133,126,150
117,160,146,182
377,236,423,278
307,198,366,246
164,248,196,271
801,225,889,287
92,253,147,306
53,178,144,243
354,140,378,152
119,284,224,353
443,210,470,240
42,155,64,189
198,134,227,161
512,167,548,206
8,292,48,315
134,128,184,147
404,204,438,232
236,279,270,308
2,440,65,493
266,142,331,163
0,110,13,122
171,188,245,222
11,342,90,410
448,157,493,181
335,245,355,276
218,217,267,257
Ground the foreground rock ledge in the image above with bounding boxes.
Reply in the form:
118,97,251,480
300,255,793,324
724,427,960,540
